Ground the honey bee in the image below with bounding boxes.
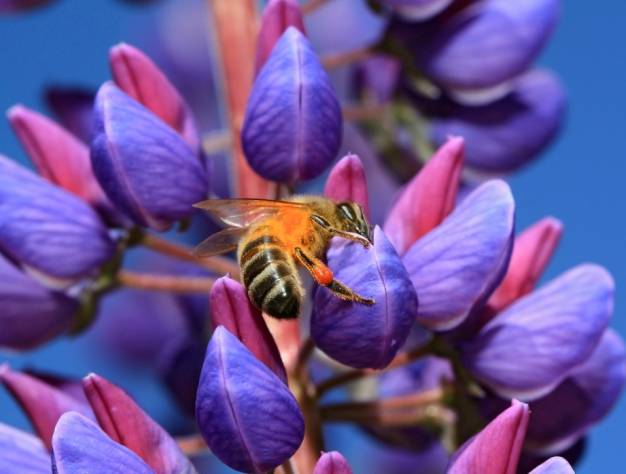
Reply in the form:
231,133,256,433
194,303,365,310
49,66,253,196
193,196,375,319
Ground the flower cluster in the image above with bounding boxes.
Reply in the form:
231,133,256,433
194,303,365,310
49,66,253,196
0,1,622,474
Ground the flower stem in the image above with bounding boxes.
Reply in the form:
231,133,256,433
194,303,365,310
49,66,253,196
117,270,216,293
141,232,240,278
320,388,447,426
342,103,388,122
176,434,209,456
322,46,373,70
315,341,434,397
202,129,231,155
301,0,332,14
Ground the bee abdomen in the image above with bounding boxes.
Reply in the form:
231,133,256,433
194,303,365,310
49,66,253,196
240,241,301,319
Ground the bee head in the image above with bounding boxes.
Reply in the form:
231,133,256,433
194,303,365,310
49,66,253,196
336,202,373,244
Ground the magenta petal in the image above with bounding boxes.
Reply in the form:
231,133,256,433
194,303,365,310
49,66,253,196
462,265,614,400
110,43,199,150
403,180,515,330
52,412,154,474
488,217,562,312
0,155,115,279
0,366,91,451
312,226,417,369
8,105,112,213
210,276,287,382
323,154,370,218
384,137,464,254
242,27,342,183
255,0,306,75
0,423,49,473
83,373,194,474
44,87,95,143
447,400,529,474
529,457,575,474
196,326,304,473
525,329,626,453
313,451,353,474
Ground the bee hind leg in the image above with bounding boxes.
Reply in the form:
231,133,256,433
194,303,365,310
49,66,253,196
294,247,375,306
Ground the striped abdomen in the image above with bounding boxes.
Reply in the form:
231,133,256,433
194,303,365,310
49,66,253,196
239,235,302,319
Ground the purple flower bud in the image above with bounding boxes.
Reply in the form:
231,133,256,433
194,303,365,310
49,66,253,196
525,329,626,453
384,0,454,21
52,412,154,474
83,373,194,474
91,82,209,231
8,105,112,213
313,451,353,474
210,276,287,382
429,70,566,172
403,180,515,331
462,265,614,400
110,43,199,150
0,253,77,349
0,155,114,279
488,217,563,313
447,400,529,474
0,423,49,473
242,27,342,183
0,0,54,13
384,137,464,254
324,154,370,218
414,0,560,89
0,366,92,450
255,0,306,75
196,326,304,472
44,87,94,143
312,226,417,369
529,457,575,474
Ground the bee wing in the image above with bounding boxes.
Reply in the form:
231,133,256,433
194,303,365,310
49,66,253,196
193,198,308,228
193,227,248,257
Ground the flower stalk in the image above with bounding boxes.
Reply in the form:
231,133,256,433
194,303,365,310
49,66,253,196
117,270,216,293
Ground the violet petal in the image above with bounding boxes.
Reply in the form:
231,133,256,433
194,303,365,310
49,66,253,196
44,87,95,143
323,153,370,218
529,457,575,474
384,0,454,21
196,326,304,473
255,0,306,75
91,82,208,231
8,105,111,212
0,366,92,450
242,27,342,183
488,217,562,312
447,400,529,474
384,137,464,254
110,43,199,150
0,423,49,473
313,451,353,474
52,412,154,474
414,0,560,89
462,265,614,401
430,70,566,172
83,373,195,474
0,253,77,350
312,226,417,369
210,276,287,382
403,180,515,331
525,329,626,453
0,155,114,279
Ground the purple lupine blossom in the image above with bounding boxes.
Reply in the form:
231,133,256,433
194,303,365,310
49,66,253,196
242,27,342,183
0,423,49,473
383,0,455,21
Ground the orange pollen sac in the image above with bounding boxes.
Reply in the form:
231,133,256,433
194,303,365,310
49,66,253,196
313,266,334,286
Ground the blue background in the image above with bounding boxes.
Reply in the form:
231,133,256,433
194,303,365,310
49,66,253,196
0,0,624,472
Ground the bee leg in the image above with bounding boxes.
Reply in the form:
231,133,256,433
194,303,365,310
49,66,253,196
294,247,375,305
310,215,370,248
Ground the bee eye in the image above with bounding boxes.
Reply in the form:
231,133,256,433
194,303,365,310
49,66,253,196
339,203,356,221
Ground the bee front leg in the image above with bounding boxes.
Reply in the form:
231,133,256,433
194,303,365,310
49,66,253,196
310,215,370,248
294,247,375,305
